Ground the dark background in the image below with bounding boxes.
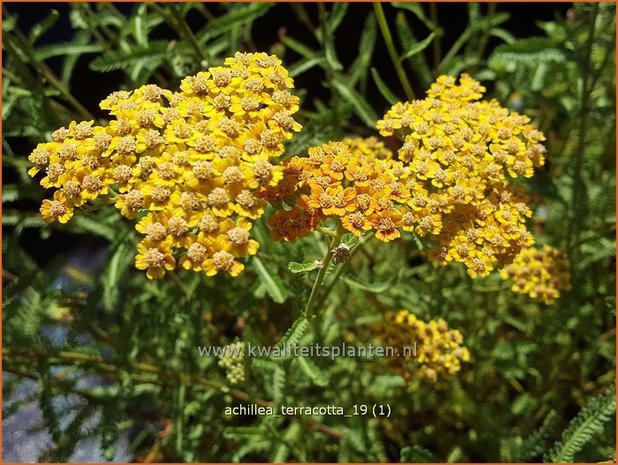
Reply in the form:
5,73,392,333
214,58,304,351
5,2,572,114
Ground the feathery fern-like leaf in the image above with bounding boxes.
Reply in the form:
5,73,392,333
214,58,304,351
546,385,616,462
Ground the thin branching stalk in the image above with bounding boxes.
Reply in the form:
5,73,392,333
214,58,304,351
471,3,497,74
291,3,317,34
373,2,415,101
304,225,344,319
317,225,337,238
166,4,208,63
169,270,190,299
567,3,599,261
317,232,375,311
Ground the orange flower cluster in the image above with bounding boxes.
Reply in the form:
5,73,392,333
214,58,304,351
28,52,301,279
377,74,545,278
381,309,470,383
264,140,415,242
500,245,571,304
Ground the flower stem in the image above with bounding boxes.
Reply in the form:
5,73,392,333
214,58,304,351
471,3,497,74
316,232,375,310
317,225,337,237
303,228,343,320
567,3,599,262
169,270,190,298
429,3,441,70
374,2,415,101
167,4,208,64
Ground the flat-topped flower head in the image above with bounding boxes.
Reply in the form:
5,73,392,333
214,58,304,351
377,74,545,277
380,309,470,383
500,245,571,304
265,139,411,242
27,52,301,279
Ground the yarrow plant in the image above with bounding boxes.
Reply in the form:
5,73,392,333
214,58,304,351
28,52,301,279
380,309,470,383
377,74,546,278
500,245,571,304
7,4,615,462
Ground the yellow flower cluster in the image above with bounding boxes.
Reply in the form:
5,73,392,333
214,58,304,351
382,309,470,383
342,135,393,160
28,52,301,279
264,140,416,242
500,245,571,304
377,74,545,278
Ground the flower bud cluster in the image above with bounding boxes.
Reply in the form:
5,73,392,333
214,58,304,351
218,341,246,384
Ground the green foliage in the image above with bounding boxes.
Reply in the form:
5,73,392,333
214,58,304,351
2,2,615,463
288,260,320,274
546,386,616,462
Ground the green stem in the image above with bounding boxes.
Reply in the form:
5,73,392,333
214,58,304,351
303,228,343,320
567,3,599,260
175,382,185,454
76,5,112,52
374,2,415,101
317,232,375,310
2,39,38,90
3,8,94,121
429,3,441,70
169,270,190,298
167,4,207,63
471,3,497,73
75,197,116,215
317,3,344,133
291,3,317,34
439,28,472,74
317,225,337,237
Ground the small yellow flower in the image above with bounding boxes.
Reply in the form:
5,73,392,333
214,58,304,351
204,241,245,277
40,193,73,224
135,239,176,279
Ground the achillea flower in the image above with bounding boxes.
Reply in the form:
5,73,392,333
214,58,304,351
264,140,412,242
342,136,393,160
500,245,571,304
381,309,470,383
27,52,301,279
377,74,545,278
